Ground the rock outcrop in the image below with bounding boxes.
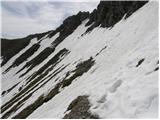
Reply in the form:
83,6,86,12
85,1,148,32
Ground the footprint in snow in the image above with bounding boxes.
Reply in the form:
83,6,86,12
97,94,107,103
92,94,107,110
109,79,122,93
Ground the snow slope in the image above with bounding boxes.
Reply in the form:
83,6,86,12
1,1,158,118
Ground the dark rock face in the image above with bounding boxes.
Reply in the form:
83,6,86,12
26,48,69,82
1,31,51,67
1,11,89,71
62,57,95,88
4,43,40,73
49,11,89,39
136,58,145,67
48,11,89,47
64,96,99,119
1,38,31,66
85,1,148,32
17,47,55,77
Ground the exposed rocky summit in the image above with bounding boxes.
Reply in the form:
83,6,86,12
85,1,148,32
1,1,148,67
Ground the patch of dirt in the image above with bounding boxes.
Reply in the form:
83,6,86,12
64,96,99,119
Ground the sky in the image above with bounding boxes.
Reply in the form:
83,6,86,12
1,0,99,39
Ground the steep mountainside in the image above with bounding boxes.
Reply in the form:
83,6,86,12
1,1,158,118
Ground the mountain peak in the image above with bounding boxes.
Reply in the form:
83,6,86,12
85,1,148,32
1,1,158,119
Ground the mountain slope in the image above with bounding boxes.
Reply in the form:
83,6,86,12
1,1,158,118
